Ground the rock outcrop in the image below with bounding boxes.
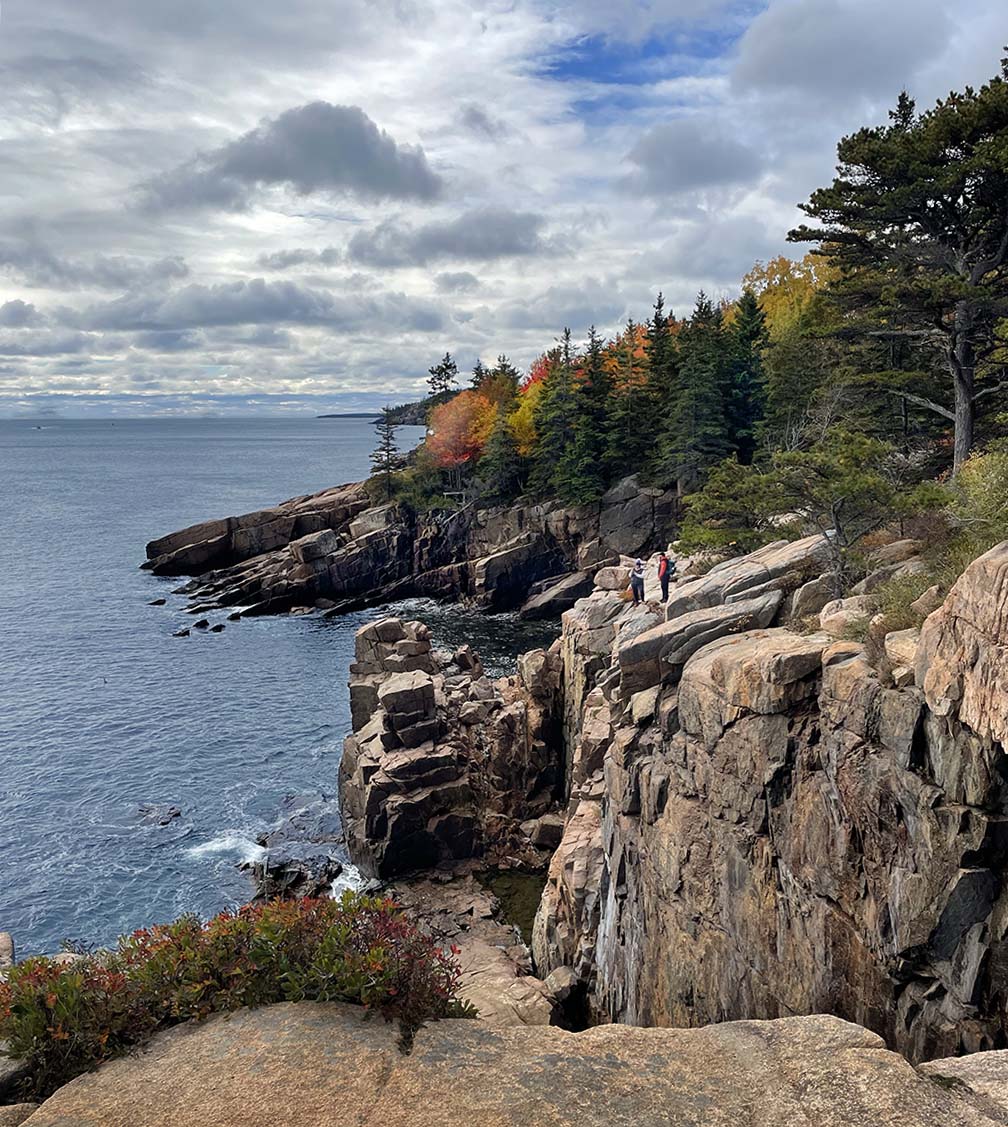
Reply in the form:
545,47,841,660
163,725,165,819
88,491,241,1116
20,1003,1008,1126
143,476,677,616
534,538,1008,1062
339,618,564,879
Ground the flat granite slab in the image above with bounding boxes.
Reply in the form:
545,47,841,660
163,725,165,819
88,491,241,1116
18,1003,1008,1127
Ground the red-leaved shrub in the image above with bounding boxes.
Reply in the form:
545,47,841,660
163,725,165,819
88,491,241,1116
0,893,472,1099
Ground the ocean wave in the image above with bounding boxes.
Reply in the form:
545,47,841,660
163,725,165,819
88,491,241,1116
184,831,266,864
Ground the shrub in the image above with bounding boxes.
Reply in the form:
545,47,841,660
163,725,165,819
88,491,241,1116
0,894,472,1100
875,572,938,632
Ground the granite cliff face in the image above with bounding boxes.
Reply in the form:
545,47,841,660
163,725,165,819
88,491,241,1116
533,539,1008,1062
143,476,676,617
339,617,564,879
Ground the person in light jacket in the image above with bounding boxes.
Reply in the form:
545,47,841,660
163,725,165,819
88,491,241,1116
629,558,646,606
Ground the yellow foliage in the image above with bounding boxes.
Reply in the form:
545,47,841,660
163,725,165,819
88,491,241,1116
509,380,543,457
742,253,839,338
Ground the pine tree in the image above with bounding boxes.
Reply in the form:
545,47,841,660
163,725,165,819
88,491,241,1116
657,292,732,494
604,318,655,476
727,289,767,464
479,405,522,499
427,352,458,398
529,329,577,497
561,326,611,502
471,358,488,389
370,406,399,501
642,292,680,481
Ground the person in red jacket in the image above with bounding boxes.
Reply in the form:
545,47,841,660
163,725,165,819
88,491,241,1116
658,551,676,602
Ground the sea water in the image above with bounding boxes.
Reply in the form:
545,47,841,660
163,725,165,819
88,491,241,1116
0,418,557,955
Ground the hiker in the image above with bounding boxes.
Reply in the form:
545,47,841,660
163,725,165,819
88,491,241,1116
629,558,646,605
658,550,676,603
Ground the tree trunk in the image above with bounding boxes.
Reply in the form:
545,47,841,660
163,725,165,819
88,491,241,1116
951,301,976,474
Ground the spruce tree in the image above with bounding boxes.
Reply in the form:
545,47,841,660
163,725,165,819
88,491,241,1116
643,292,680,481
604,318,651,475
727,289,768,464
427,352,458,398
471,358,488,389
562,325,610,502
479,405,522,500
657,292,732,494
529,328,577,497
370,406,399,501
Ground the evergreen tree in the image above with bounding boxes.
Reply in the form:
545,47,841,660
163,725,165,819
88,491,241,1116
642,292,680,481
370,406,399,501
561,326,611,502
726,289,767,464
604,318,651,474
479,405,522,499
657,292,732,494
471,358,489,389
427,352,458,398
529,329,577,496
790,64,1008,471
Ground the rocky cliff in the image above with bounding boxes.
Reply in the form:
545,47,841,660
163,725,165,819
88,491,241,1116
339,617,564,878
142,477,676,617
18,1003,1008,1126
533,538,1008,1062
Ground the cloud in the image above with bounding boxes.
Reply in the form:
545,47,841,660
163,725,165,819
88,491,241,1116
0,329,94,356
347,208,558,268
0,240,188,290
0,300,45,328
256,247,343,271
143,103,443,211
79,279,446,333
623,117,763,196
435,271,481,293
458,103,510,139
732,0,952,99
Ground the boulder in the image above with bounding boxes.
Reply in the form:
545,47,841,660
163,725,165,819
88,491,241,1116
916,541,1008,745
819,595,878,638
24,1003,1008,1126
870,538,924,567
884,627,919,668
0,932,12,968
519,571,594,619
617,590,783,696
910,584,944,618
788,575,832,620
0,1106,37,1127
594,565,630,592
377,671,436,719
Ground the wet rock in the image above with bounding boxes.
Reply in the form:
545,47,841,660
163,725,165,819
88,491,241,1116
172,628,190,638
209,623,226,633
137,803,182,827
147,597,167,606
192,619,209,630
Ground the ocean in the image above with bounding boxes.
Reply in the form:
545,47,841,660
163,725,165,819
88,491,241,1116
0,417,557,956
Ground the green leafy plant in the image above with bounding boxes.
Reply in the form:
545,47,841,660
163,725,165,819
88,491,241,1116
0,894,472,1100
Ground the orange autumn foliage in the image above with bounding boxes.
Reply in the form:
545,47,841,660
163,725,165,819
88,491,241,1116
428,390,495,468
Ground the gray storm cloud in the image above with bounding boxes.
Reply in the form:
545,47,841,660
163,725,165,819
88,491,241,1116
142,103,443,212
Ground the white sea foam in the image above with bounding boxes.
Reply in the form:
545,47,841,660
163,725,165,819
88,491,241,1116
184,832,266,864
331,860,364,898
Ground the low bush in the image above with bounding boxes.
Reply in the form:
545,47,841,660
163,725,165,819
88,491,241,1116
875,572,938,632
0,893,473,1100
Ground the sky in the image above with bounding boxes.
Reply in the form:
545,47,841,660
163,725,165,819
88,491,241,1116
0,0,1003,417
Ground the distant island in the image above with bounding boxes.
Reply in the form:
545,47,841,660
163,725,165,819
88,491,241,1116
317,398,441,426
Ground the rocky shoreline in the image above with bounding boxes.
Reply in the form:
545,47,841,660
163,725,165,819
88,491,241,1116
141,476,676,618
140,479,1008,1059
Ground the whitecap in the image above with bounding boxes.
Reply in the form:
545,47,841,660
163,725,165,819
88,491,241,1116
184,831,266,864
331,861,364,899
